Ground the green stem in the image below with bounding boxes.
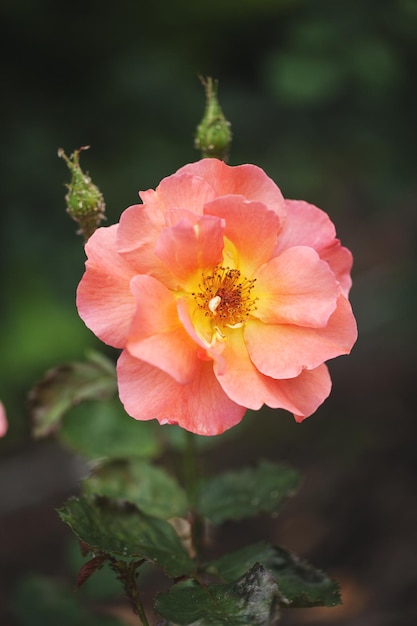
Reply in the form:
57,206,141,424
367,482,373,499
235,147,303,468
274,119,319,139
130,588,149,626
183,430,205,560
184,429,199,509
112,560,149,626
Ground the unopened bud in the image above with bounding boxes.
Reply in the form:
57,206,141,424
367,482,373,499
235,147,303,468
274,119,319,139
58,146,106,241
195,77,232,161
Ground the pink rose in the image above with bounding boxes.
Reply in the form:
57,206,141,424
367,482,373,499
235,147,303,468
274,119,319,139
77,159,357,435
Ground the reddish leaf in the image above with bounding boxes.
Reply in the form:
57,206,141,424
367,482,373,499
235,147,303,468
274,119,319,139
77,555,107,588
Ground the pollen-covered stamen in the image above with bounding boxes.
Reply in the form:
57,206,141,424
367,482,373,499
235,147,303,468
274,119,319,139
193,265,257,327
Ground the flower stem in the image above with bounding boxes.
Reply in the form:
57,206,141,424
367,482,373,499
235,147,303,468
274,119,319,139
184,430,205,560
111,559,149,626
131,591,149,626
184,429,199,509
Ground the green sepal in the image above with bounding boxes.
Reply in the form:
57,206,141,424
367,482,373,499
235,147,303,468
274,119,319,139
207,542,342,608
155,563,281,625
82,458,187,520
58,494,195,578
199,461,301,524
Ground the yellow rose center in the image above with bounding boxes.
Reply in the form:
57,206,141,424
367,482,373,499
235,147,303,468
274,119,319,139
192,265,257,329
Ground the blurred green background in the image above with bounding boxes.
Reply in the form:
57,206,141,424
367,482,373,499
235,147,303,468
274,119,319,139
1,0,416,624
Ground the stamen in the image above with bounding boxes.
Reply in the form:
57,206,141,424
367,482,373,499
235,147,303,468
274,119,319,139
193,265,257,328
208,295,221,313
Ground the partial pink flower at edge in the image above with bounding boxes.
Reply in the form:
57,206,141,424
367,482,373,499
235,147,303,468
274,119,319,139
0,402,8,438
76,159,357,436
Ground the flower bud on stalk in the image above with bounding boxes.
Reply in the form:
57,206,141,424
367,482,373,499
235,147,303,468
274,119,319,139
195,77,232,161
58,146,106,241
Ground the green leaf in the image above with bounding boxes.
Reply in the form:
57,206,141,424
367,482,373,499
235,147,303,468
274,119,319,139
83,459,187,520
12,575,125,626
206,542,275,582
58,495,194,578
207,542,341,608
264,546,341,608
59,397,160,460
199,461,301,524
155,563,281,625
29,351,117,438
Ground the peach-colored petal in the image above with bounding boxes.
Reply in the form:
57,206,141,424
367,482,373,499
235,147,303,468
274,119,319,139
126,275,199,384
77,225,137,348
148,171,217,215
117,350,246,435
276,200,336,252
164,208,203,227
212,330,273,411
176,159,287,219
320,243,353,297
245,295,357,379
254,246,339,328
213,330,307,415
154,214,225,281
0,402,8,437
116,203,174,286
176,297,228,380
276,200,353,295
281,364,332,422
117,196,165,264
204,195,281,275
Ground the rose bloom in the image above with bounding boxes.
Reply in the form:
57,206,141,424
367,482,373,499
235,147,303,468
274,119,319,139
77,159,357,435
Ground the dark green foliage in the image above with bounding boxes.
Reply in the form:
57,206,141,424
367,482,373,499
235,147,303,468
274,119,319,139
155,564,282,625
29,351,117,439
58,495,195,578
83,458,188,520
207,542,341,607
29,351,161,459
199,461,301,523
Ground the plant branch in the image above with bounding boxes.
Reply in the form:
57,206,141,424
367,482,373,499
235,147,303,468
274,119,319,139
110,559,150,626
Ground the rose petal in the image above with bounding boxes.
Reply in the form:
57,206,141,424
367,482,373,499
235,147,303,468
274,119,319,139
176,297,228,384
280,364,332,422
254,246,339,327
117,350,246,435
245,295,357,379
116,202,174,286
204,195,281,275
154,214,225,281
320,243,353,297
176,159,287,219
213,329,307,415
147,171,217,214
276,200,353,295
77,225,136,348
126,275,199,384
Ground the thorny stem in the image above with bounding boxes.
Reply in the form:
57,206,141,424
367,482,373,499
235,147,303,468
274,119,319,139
111,559,149,626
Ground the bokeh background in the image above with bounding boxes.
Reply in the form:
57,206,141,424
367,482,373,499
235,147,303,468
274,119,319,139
1,0,416,624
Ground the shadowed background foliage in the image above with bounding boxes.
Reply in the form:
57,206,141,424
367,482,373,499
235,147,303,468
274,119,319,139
1,0,416,624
